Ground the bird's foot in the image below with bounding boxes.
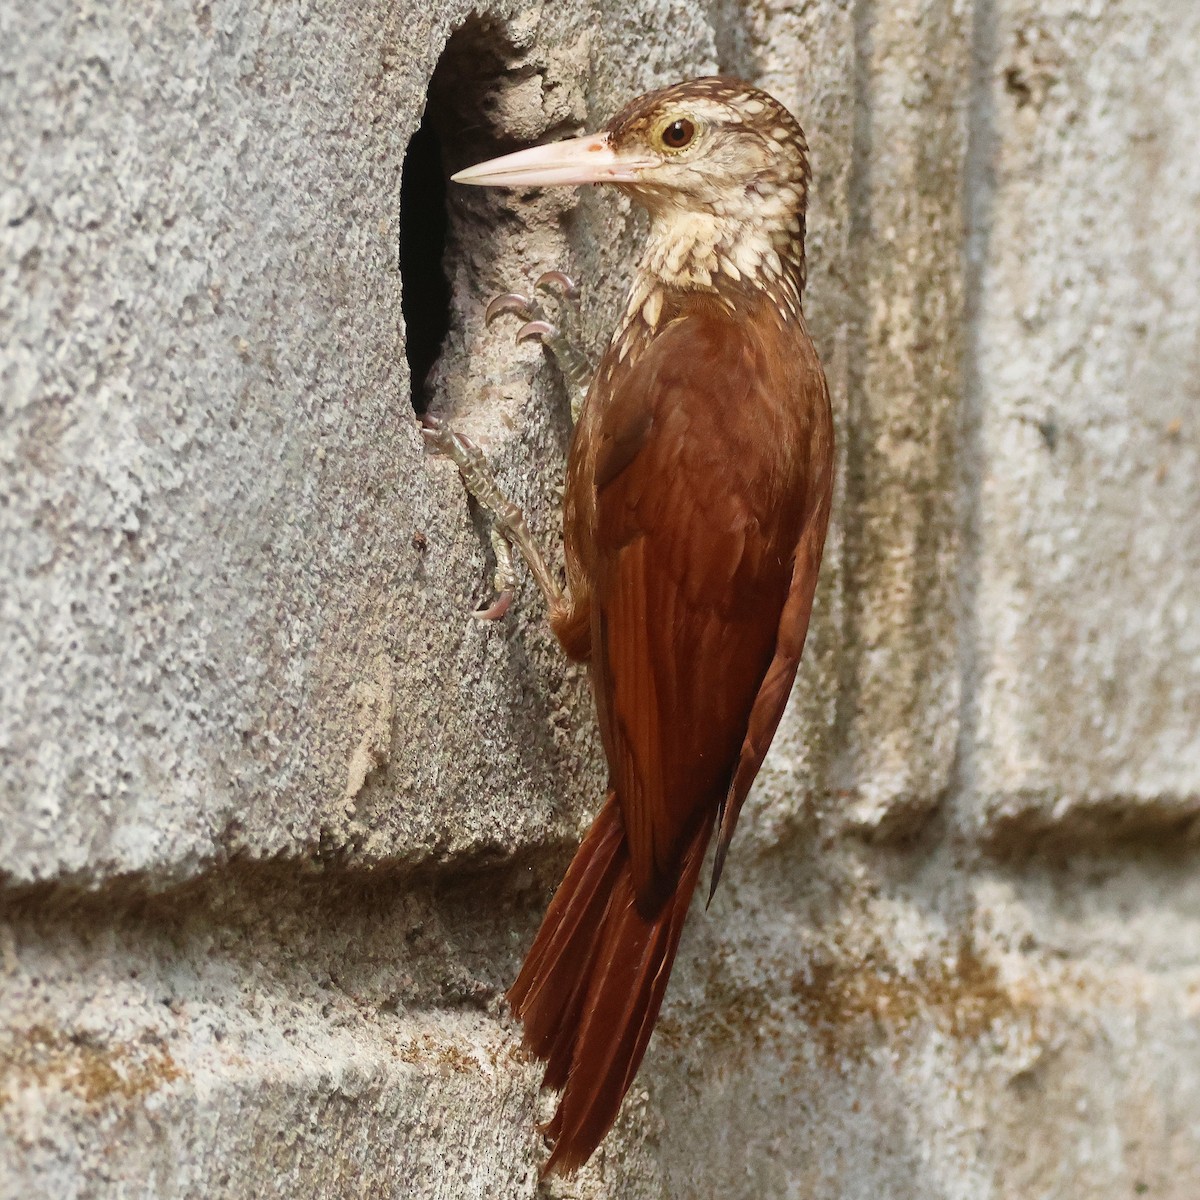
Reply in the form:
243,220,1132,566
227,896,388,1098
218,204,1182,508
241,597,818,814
422,416,564,621
486,271,591,424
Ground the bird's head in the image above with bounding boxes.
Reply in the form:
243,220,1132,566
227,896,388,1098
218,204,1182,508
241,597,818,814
453,77,811,294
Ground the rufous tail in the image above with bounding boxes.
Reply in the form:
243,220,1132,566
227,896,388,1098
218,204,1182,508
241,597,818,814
508,792,711,1175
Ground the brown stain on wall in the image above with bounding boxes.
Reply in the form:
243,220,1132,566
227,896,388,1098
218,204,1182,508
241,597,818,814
787,934,1034,1061
672,932,1038,1066
393,1033,527,1075
0,1025,181,1109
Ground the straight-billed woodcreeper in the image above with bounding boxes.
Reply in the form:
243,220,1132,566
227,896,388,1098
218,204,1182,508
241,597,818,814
429,76,833,1173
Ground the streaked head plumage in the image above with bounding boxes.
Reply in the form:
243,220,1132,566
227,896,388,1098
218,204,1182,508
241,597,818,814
602,77,810,226
452,76,811,299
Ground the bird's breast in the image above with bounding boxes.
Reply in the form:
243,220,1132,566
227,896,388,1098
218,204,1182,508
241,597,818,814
563,283,827,594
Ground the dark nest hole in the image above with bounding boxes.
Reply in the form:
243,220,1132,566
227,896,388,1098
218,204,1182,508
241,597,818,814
399,117,449,412
399,17,519,414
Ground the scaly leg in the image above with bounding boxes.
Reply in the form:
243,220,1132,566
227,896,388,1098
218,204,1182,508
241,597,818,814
422,417,565,621
424,271,592,620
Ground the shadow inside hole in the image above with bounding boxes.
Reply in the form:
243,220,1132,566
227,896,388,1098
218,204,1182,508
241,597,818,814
399,16,518,417
400,114,450,414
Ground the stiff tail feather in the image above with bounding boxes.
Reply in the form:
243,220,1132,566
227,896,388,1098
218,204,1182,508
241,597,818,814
508,792,711,1175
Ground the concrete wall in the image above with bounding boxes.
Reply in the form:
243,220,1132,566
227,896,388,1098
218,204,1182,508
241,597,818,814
2,0,1197,1195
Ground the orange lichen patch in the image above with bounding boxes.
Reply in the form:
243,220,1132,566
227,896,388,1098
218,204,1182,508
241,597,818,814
666,931,1040,1066
0,1025,181,1109
395,1036,478,1074
787,933,1036,1061
390,1032,526,1075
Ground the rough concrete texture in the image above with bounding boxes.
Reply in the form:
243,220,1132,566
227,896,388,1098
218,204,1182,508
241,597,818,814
965,0,1200,843
2,0,1199,1196
0,0,633,886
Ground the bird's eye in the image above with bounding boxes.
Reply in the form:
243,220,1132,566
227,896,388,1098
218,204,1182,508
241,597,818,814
660,118,695,150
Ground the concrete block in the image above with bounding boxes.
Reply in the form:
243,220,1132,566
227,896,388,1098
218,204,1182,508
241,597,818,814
965,0,1200,844
0,869,545,1198
828,0,972,838
644,849,1200,1198
0,0,721,885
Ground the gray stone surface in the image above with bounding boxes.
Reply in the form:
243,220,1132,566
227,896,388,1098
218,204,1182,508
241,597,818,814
1,0,722,884
2,0,1199,1195
0,869,546,1199
964,0,1200,844
823,0,972,838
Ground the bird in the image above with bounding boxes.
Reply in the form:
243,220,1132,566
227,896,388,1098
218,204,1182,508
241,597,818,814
442,76,834,1174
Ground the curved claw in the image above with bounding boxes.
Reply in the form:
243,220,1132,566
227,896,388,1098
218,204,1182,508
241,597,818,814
516,319,557,344
485,292,537,326
473,588,514,622
534,270,579,300
420,414,447,450
421,417,479,459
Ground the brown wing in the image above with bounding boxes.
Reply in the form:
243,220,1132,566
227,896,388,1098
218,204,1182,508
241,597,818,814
709,483,830,898
581,295,831,911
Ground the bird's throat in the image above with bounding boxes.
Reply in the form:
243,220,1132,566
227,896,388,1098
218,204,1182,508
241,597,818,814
615,206,805,348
